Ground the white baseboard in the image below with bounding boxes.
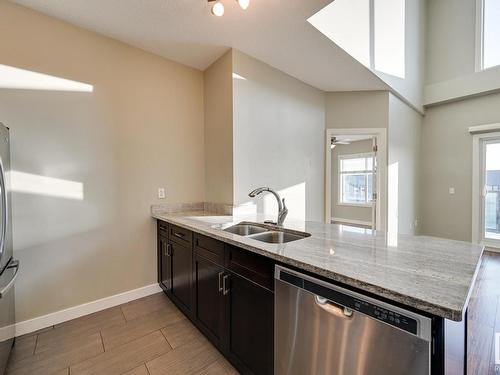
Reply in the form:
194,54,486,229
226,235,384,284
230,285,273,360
331,217,372,227
484,243,500,253
15,283,162,337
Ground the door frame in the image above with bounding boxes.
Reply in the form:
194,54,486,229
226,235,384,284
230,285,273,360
325,128,387,231
472,130,500,250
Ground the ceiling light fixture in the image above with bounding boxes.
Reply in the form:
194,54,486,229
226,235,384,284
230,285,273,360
210,1,225,16
237,0,250,10
208,0,249,17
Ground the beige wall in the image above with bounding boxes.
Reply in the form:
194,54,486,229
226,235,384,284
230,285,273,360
325,91,389,129
0,2,205,321
204,50,233,205
232,50,325,221
332,139,373,223
388,94,422,235
420,92,500,241
423,0,500,105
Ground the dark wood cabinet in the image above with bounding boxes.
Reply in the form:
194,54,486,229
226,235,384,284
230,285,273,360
193,254,226,347
225,272,274,375
158,235,171,293
157,219,274,375
170,240,192,313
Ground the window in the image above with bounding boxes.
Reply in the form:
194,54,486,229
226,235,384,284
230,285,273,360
477,0,500,70
338,153,375,205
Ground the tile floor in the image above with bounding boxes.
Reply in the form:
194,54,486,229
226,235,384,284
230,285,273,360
6,293,238,375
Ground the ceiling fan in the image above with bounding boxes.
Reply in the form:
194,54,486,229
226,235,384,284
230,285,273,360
330,137,351,149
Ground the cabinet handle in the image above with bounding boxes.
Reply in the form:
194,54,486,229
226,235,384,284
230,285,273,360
163,243,167,257
173,232,185,239
218,272,224,292
223,274,230,295
167,244,172,257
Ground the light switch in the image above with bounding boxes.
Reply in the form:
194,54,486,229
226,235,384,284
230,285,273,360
158,188,166,199
449,187,455,195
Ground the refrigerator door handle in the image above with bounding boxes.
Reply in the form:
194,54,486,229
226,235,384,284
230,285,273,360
0,159,7,260
0,260,19,298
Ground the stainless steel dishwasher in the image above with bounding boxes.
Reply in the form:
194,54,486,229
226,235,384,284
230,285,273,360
275,266,432,375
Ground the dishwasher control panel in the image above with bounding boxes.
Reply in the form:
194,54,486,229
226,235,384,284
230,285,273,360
279,270,419,335
352,298,418,334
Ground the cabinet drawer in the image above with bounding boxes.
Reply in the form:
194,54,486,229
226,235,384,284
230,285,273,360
194,233,224,265
157,221,169,238
169,224,192,246
225,245,274,291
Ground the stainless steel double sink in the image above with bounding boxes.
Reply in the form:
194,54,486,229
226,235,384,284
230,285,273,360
221,222,311,244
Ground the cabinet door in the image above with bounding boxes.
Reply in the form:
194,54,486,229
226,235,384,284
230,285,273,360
170,240,192,312
158,235,171,293
225,272,274,375
193,254,226,348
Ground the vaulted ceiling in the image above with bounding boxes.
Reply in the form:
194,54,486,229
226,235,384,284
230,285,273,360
11,0,388,92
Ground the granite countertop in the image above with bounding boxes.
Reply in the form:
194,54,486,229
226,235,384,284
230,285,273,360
152,210,484,321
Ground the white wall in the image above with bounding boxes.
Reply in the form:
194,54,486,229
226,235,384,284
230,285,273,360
425,0,476,85
332,139,373,223
388,93,422,235
0,2,205,321
232,50,325,221
373,0,426,112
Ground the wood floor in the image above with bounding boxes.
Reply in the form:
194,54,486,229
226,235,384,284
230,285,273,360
467,250,500,375
6,250,500,375
6,293,238,375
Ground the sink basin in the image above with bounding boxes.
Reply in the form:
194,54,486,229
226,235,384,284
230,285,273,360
220,222,311,244
223,223,269,236
247,231,310,244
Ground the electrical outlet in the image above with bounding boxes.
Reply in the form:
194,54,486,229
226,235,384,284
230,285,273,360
158,188,166,199
414,219,419,228
449,187,455,195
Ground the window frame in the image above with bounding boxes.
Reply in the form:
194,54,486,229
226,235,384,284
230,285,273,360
475,0,500,72
337,152,375,207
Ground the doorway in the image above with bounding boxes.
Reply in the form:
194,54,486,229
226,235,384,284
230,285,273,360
473,132,500,249
325,128,387,231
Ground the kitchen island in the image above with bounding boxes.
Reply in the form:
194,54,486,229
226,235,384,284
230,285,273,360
153,209,483,375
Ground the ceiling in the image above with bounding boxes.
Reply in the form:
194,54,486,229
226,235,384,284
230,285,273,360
11,0,388,92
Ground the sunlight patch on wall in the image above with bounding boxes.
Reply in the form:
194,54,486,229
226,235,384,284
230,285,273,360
374,0,405,78
307,0,370,68
232,72,247,80
8,171,84,200
0,65,93,92
307,0,405,79
263,182,306,221
387,162,399,246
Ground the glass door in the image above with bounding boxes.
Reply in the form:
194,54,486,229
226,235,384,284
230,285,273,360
483,139,500,247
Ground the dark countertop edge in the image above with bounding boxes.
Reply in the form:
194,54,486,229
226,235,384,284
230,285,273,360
154,214,472,321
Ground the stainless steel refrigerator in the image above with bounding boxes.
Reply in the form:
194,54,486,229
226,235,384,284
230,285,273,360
0,123,19,374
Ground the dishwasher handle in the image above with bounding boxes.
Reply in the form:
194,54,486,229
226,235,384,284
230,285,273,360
315,295,353,318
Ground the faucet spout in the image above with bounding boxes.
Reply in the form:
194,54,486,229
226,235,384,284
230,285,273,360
248,187,288,226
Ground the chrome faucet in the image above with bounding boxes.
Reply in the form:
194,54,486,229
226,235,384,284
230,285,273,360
248,187,288,226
